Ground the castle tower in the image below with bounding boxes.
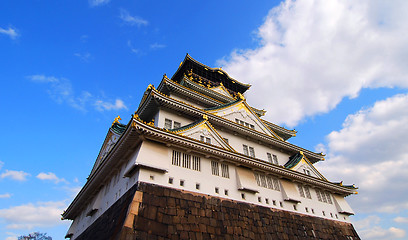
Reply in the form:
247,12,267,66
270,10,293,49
62,54,360,239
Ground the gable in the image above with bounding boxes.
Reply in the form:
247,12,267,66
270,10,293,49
209,84,234,99
285,152,327,181
170,117,234,151
206,99,282,139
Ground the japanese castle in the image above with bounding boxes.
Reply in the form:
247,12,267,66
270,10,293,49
62,54,359,239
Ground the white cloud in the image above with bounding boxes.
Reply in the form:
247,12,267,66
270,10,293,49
394,217,408,224
354,215,406,240
0,201,68,229
89,0,110,7
36,172,68,184
28,75,127,112
317,93,408,213
95,99,127,111
74,52,92,62
119,9,148,27
219,0,408,127
127,40,140,54
0,161,4,170
150,43,166,50
0,170,30,181
0,193,11,199
0,26,19,39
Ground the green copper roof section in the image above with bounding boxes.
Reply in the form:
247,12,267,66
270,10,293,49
284,152,303,169
168,119,206,132
111,122,127,135
204,98,241,111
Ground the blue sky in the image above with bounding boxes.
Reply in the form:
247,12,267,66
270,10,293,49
1,0,408,239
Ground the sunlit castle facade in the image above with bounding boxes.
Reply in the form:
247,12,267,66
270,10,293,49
62,54,359,239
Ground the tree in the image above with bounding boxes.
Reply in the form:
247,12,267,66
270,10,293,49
18,232,52,240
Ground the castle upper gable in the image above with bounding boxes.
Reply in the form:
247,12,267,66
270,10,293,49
169,117,234,151
284,152,327,181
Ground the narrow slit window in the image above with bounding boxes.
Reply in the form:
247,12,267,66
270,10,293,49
272,154,278,164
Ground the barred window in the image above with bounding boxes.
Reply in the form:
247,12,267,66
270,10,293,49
164,118,172,129
260,174,267,188
298,184,305,198
325,192,333,204
254,172,261,186
243,145,249,155
304,186,311,199
211,161,219,176
182,153,191,169
192,156,201,171
254,172,280,191
273,178,280,191
206,137,211,144
267,153,273,163
200,136,205,142
172,150,181,166
249,147,255,157
272,154,278,164
172,150,200,171
221,163,229,178
173,121,181,128
316,189,322,202
321,190,327,203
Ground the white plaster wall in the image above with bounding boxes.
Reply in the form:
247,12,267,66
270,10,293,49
216,129,290,166
169,93,207,109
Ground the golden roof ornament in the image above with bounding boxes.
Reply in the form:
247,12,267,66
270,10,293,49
237,92,245,100
147,84,154,90
112,116,122,126
203,114,208,120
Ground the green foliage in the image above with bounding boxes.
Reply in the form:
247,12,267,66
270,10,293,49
18,232,52,240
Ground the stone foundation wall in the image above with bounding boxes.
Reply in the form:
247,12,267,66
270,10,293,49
76,182,360,240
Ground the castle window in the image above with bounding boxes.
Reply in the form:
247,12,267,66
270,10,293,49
250,124,255,129
173,150,200,171
173,121,181,128
265,198,269,204
206,137,211,144
298,184,305,198
258,197,262,203
322,211,326,216
249,147,255,157
312,209,315,214
305,207,309,213
215,187,219,194
330,213,333,218
182,153,191,169
164,118,172,129
192,156,201,171
272,200,276,206
200,136,205,142
272,154,278,164
267,153,273,163
255,172,280,191
211,161,219,176
172,150,181,166
279,201,283,207
326,192,333,204
196,183,200,190
224,189,228,196
335,214,338,219
180,180,184,186
241,193,246,199
149,175,154,180
304,186,311,199
168,177,173,184
243,145,249,155
221,163,229,178
293,205,297,211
